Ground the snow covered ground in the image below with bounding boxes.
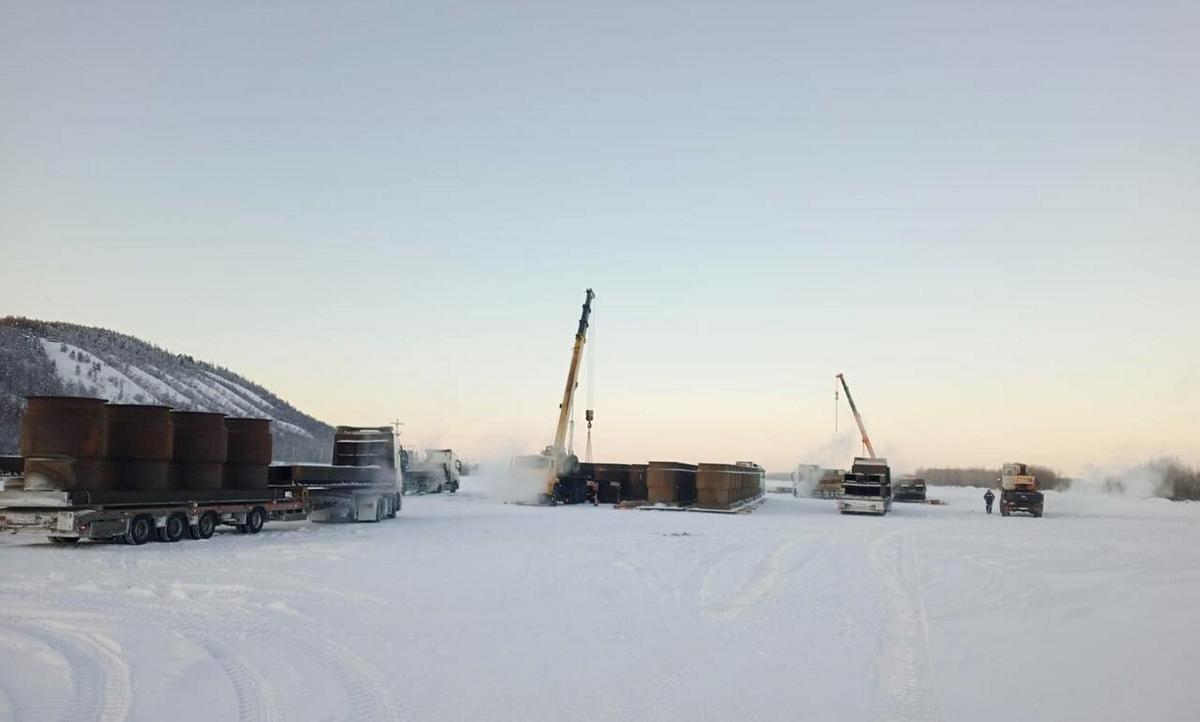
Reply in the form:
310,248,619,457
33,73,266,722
1,480,1198,722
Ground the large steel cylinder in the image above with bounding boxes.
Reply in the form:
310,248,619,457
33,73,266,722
646,461,697,503
223,417,272,489
20,396,109,491
105,404,173,491
170,411,227,491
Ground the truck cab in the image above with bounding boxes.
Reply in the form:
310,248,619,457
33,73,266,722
839,457,892,515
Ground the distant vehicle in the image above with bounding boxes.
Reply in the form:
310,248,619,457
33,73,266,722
402,449,461,494
839,457,892,515
999,462,1043,517
894,475,927,503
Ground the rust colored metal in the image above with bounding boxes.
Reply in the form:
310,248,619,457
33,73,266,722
170,411,227,491
20,396,107,459
626,464,649,501
225,418,272,464
223,417,273,489
170,412,228,463
646,461,698,503
104,404,173,492
20,396,109,491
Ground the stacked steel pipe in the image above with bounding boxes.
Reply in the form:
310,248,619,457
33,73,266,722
169,411,228,491
590,463,629,504
646,461,698,503
20,396,109,491
696,463,763,509
625,464,649,501
105,404,173,491
223,418,272,489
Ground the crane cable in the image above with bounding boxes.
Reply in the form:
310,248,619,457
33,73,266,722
584,305,595,463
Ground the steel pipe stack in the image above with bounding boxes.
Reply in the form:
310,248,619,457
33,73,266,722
223,417,272,489
591,463,629,504
646,461,697,504
20,396,109,491
105,404,173,491
696,463,763,509
170,411,228,491
625,464,648,501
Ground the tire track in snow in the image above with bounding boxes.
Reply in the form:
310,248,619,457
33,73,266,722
867,531,941,722
0,614,132,722
297,638,403,721
197,639,285,722
708,539,802,620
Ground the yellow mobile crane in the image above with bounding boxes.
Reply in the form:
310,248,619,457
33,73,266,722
835,373,892,515
512,289,595,504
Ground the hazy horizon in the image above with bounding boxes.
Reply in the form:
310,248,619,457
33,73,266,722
2,1,1197,474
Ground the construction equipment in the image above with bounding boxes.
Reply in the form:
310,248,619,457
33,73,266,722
402,448,461,494
999,462,1044,517
836,373,876,458
894,475,927,502
840,457,892,515
512,288,595,504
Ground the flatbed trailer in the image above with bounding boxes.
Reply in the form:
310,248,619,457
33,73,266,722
0,477,401,545
0,487,307,544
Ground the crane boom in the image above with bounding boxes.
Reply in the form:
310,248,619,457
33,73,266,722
836,373,877,459
551,289,595,455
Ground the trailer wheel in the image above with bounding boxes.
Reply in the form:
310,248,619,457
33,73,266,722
48,536,79,544
156,513,188,542
194,508,218,537
123,515,153,546
244,507,266,534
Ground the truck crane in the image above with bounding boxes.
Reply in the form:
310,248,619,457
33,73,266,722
836,372,876,458
835,373,892,515
511,288,595,504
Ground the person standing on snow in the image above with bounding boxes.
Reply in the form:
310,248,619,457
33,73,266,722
984,489,996,514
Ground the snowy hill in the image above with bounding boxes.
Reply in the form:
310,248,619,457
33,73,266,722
0,317,333,461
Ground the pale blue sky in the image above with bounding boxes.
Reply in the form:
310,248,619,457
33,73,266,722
2,1,1197,471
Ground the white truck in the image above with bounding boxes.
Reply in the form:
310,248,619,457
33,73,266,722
402,449,461,494
839,457,892,515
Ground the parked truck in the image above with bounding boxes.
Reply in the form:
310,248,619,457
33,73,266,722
893,475,927,503
0,398,402,545
999,462,1044,517
839,457,892,515
401,448,461,494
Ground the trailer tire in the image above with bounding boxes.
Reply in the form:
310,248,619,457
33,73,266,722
48,536,79,544
156,513,188,543
188,511,218,540
245,507,266,534
123,515,154,546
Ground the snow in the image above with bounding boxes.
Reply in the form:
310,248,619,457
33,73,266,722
34,337,313,439
1,480,1197,722
39,339,156,403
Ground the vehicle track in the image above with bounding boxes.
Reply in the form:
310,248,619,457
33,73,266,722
197,638,286,722
0,613,132,722
867,530,941,722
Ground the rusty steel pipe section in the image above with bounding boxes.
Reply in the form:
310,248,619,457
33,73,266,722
170,411,228,491
105,404,173,492
223,417,272,489
20,396,109,491
646,461,698,504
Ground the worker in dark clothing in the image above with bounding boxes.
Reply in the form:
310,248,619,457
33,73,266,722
984,489,995,514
